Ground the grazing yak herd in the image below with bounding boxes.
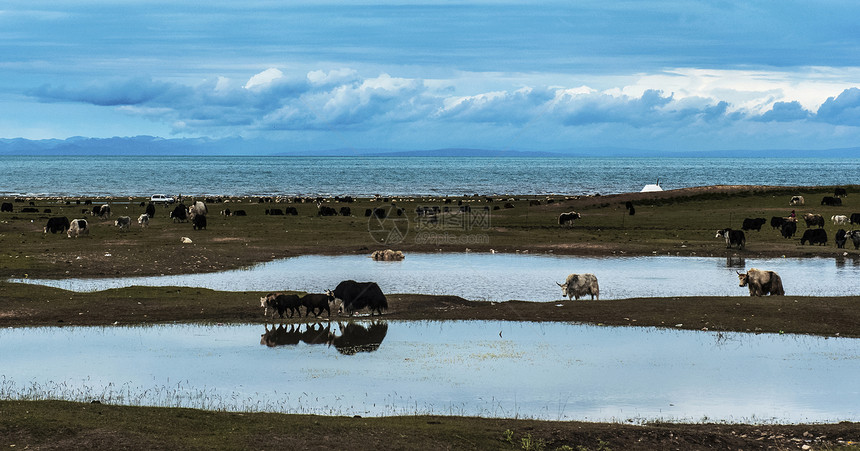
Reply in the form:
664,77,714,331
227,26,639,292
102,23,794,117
9,194,407,239
5,198,212,238
555,188,858,254
713,189,860,251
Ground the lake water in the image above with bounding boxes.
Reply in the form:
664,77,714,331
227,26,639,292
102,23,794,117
14,254,860,300
0,321,856,423
2,156,860,198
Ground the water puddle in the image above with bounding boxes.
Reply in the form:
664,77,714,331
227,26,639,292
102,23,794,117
1,321,857,423
12,254,860,301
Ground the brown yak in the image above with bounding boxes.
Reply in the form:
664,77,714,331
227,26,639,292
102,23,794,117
737,268,785,296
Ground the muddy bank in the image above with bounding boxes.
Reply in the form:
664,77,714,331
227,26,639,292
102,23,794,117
1,283,857,338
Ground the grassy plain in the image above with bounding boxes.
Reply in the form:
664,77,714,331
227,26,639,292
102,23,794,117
1,400,858,450
1,185,859,280
2,185,859,450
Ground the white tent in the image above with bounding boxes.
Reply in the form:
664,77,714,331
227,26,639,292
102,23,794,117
640,178,663,192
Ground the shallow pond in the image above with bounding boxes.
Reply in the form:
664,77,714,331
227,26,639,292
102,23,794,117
14,254,860,301
1,321,857,423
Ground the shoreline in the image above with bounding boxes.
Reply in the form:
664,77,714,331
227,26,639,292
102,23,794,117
0,183,805,201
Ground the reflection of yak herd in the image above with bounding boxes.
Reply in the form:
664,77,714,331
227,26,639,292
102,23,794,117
260,321,389,355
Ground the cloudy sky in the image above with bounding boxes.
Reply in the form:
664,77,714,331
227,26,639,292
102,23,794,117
2,1,860,153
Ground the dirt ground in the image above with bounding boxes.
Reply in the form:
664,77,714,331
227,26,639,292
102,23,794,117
0,400,858,450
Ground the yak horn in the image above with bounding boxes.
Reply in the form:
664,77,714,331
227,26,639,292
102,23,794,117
556,282,563,287
736,270,742,275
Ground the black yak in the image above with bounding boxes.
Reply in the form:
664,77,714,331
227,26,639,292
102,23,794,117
332,280,388,316
558,211,581,227
836,229,847,249
192,214,207,230
800,228,827,245
301,292,335,318
781,220,797,239
170,204,188,222
259,292,302,319
44,216,70,234
741,217,767,231
715,228,745,249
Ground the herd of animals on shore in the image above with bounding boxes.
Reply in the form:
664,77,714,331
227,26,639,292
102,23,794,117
260,280,388,319
2,188,855,307
6,193,520,238
711,191,860,251
10,188,858,249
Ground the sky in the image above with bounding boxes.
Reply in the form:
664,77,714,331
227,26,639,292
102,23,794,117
2,1,860,153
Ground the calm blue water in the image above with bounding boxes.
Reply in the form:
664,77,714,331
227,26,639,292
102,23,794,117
1,321,857,422
15,254,860,300
2,156,859,197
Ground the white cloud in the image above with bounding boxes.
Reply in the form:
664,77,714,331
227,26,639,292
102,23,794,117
359,73,412,91
618,68,859,115
23,65,860,150
244,68,284,90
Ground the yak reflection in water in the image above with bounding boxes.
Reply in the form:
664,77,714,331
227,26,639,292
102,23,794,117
724,255,745,268
260,321,388,355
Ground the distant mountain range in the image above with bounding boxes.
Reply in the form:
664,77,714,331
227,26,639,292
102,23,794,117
1,136,858,158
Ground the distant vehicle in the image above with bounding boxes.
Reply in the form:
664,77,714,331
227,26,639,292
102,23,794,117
150,194,175,204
